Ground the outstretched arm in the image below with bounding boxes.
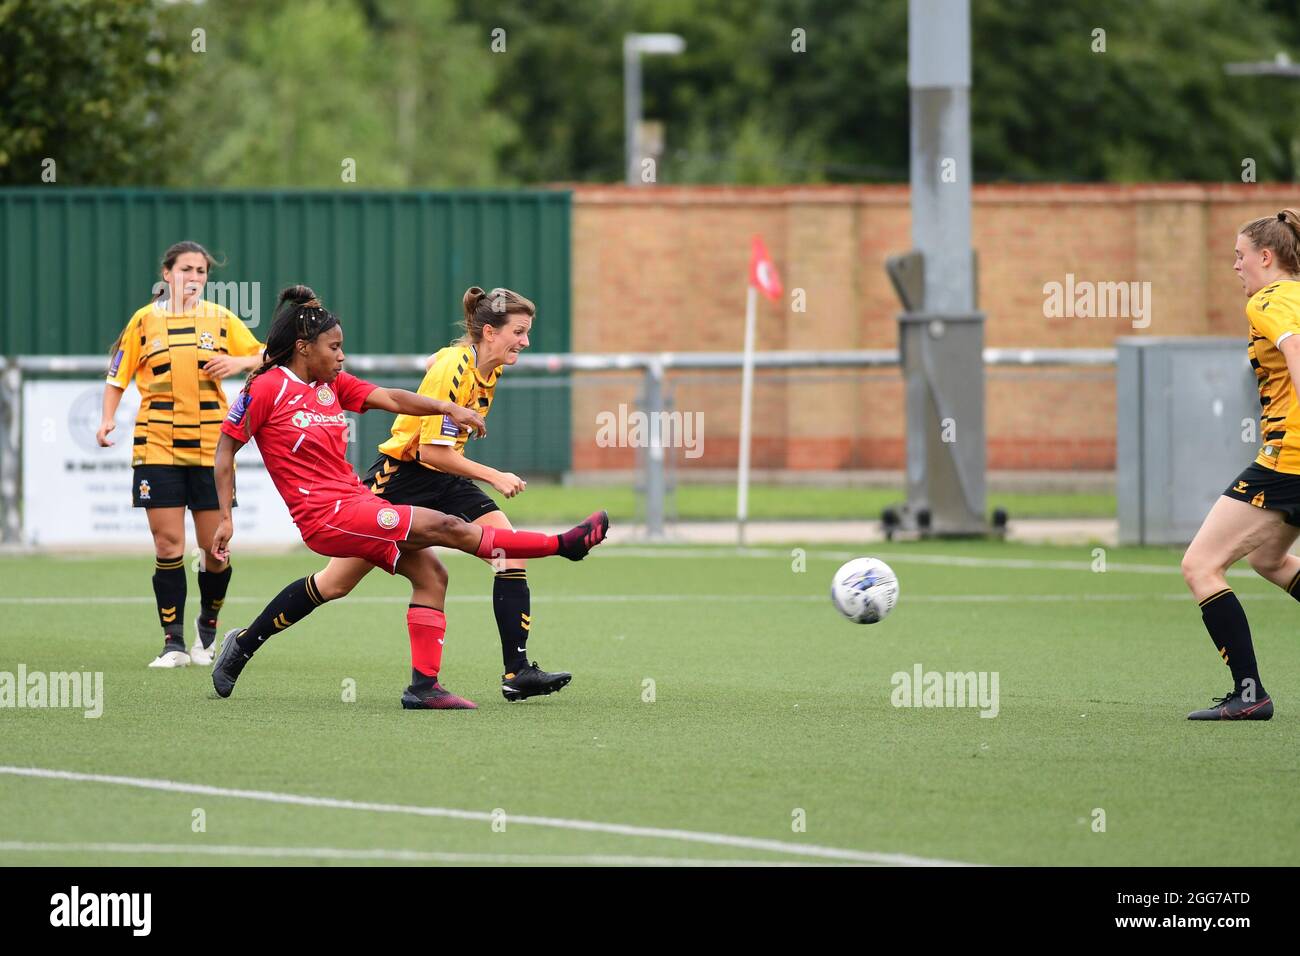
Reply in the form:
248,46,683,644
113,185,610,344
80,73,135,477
363,387,486,438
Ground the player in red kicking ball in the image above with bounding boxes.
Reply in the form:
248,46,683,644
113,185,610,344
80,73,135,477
209,286,608,709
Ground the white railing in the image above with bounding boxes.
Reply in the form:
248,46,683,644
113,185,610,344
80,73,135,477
0,349,1117,543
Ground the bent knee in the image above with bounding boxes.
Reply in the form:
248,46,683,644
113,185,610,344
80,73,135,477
429,559,449,588
152,535,185,557
415,510,466,540
1180,550,1215,587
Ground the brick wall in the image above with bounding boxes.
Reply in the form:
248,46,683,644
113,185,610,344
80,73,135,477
568,184,1300,472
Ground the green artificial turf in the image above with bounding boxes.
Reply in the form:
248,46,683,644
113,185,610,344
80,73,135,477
487,484,1117,523
1,539,1296,866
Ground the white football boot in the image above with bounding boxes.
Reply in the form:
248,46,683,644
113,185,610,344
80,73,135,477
189,619,216,666
148,642,191,668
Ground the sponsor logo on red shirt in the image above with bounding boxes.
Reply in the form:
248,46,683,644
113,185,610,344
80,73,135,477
291,409,348,428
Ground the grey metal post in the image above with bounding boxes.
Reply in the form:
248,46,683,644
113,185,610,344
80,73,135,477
896,0,987,535
643,358,666,538
0,357,21,543
623,34,684,186
910,0,974,313
623,36,642,185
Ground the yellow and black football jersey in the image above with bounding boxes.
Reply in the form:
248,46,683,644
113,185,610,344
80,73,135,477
1247,279,1300,473
107,299,262,467
378,343,501,467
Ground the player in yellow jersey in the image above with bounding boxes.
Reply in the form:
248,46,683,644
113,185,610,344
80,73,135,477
96,241,264,669
1182,210,1300,720
355,286,573,701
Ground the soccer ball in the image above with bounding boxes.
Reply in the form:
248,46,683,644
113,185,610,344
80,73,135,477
830,557,899,624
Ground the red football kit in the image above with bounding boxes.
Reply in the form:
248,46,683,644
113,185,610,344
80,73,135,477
221,366,414,572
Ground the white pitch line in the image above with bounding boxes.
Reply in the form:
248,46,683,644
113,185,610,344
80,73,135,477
0,546,1199,576
0,766,973,867
0,592,1282,605
0,841,852,867
0,547,1239,578
601,547,1210,576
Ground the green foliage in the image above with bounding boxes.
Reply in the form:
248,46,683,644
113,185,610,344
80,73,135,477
6,0,1300,185
460,0,1300,184
0,0,181,184
971,0,1300,182
164,0,513,187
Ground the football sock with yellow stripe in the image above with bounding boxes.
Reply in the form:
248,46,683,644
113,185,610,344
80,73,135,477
197,563,233,633
1199,588,1267,697
494,569,530,673
152,554,186,642
236,575,328,655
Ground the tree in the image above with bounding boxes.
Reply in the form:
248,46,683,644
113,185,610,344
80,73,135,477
0,0,181,184
164,0,513,187
457,0,1300,184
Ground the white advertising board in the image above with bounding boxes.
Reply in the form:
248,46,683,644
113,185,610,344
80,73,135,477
21,380,301,547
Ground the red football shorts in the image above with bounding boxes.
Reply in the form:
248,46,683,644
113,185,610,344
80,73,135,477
302,494,415,574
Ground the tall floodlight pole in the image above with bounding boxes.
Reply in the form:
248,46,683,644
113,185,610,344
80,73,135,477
885,0,989,537
624,33,685,185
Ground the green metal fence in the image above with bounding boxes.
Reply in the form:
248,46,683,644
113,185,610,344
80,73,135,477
0,188,572,473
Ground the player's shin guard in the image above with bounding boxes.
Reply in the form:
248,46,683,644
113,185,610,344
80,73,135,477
1199,588,1267,697
493,570,530,672
152,555,186,642
198,563,232,632
407,605,447,687
235,574,328,655
474,525,558,559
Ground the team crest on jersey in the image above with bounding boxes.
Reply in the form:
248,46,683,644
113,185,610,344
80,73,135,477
199,331,216,350
376,507,401,530
316,385,336,406
138,480,151,500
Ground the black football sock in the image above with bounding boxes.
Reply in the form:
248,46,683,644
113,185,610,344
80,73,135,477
197,563,233,638
236,575,328,656
1199,589,1267,698
1286,568,1300,602
494,569,531,673
152,555,186,643
410,667,439,691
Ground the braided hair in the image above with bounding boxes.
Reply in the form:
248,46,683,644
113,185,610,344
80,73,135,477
242,285,340,397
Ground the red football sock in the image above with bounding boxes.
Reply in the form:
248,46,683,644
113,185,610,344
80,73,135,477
474,525,558,559
408,605,447,677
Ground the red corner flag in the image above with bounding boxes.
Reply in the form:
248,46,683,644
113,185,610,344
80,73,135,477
748,235,783,302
